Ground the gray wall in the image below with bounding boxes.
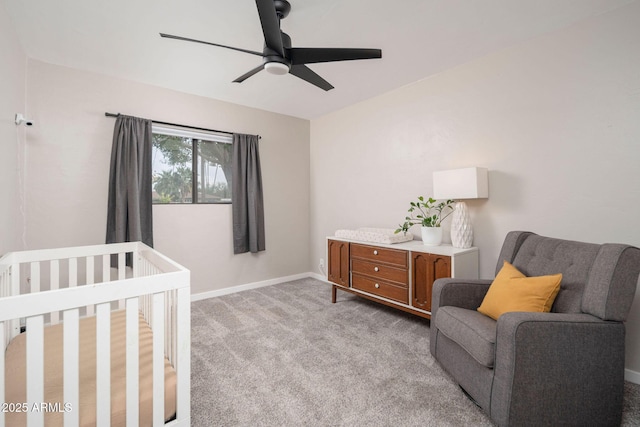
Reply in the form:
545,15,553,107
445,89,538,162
0,3,26,255
23,60,310,295
310,3,640,374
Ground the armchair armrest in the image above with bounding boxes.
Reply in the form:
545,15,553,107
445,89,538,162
431,278,492,321
491,312,626,426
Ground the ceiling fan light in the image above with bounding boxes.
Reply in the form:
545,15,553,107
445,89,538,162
264,62,290,75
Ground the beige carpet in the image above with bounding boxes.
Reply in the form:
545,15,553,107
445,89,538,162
190,278,640,426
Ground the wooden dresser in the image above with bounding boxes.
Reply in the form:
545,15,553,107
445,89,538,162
327,237,478,318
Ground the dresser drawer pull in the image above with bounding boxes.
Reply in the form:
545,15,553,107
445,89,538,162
373,250,378,255
374,267,379,272
374,283,380,289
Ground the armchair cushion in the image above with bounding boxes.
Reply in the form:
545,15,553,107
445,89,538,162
477,261,562,320
435,306,497,368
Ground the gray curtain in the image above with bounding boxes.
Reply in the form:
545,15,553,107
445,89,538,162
106,115,154,247
232,133,265,254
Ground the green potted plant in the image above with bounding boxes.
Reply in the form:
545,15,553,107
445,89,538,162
395,196,455,246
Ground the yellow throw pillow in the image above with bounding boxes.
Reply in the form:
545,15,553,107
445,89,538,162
477,261,562,320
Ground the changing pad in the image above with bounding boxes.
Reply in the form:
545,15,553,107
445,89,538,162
334,227,414,245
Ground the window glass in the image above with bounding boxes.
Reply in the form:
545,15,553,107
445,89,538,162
197,140,232,203
151,126,232,204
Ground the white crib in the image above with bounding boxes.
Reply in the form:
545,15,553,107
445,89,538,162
0,242,190,427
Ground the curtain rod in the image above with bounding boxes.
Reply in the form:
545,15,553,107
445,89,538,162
104,112,260,139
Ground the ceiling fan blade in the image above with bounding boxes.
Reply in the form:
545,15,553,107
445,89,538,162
233,64,265,83
289,65,334,91
289,48,382,65
255,0,284,56
160,33,263,57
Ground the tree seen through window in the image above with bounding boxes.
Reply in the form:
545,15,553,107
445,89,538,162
151,129,232,204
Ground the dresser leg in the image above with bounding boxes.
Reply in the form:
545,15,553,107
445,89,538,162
331,285,337,303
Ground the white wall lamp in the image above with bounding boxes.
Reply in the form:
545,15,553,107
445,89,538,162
433,167,489,248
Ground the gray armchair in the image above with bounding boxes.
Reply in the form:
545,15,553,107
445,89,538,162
430,231,640,426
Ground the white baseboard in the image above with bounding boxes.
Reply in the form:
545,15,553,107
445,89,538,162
190,272,326,302
626,369,640,384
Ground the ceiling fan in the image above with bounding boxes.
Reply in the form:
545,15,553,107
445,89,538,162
160,0,382,91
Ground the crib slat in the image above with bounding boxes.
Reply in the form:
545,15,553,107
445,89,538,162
118,253,126,280
86,256,94,285
10,266,20,337
152,292,166,426
1,271,12,342
1,269,6,298
51,260,60,325
96,303,111,427
126,298,139,426
102,255,110,283
10,263,19,296
132,250,140,277
118,253,126,310
165,291,172,365
63,309,80,427
30,262,40,293
26,315,45,427
69,257,78,287
86,256,95,316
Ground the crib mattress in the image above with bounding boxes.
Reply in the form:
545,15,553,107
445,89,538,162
5,309,177,427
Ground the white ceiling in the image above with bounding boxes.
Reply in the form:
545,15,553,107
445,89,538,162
4,0,636,119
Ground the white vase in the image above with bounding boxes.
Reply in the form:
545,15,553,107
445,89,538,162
451,201,473,248
421,226,443,246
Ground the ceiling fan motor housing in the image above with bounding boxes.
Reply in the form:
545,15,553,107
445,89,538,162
274,0,291,19
263,30,291,73
263,31,291,56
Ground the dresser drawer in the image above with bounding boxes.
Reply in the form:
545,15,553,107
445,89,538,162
350,243,408,268
351,259,408,285
352,274,409,304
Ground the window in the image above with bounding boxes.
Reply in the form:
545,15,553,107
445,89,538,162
151,125,233,204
